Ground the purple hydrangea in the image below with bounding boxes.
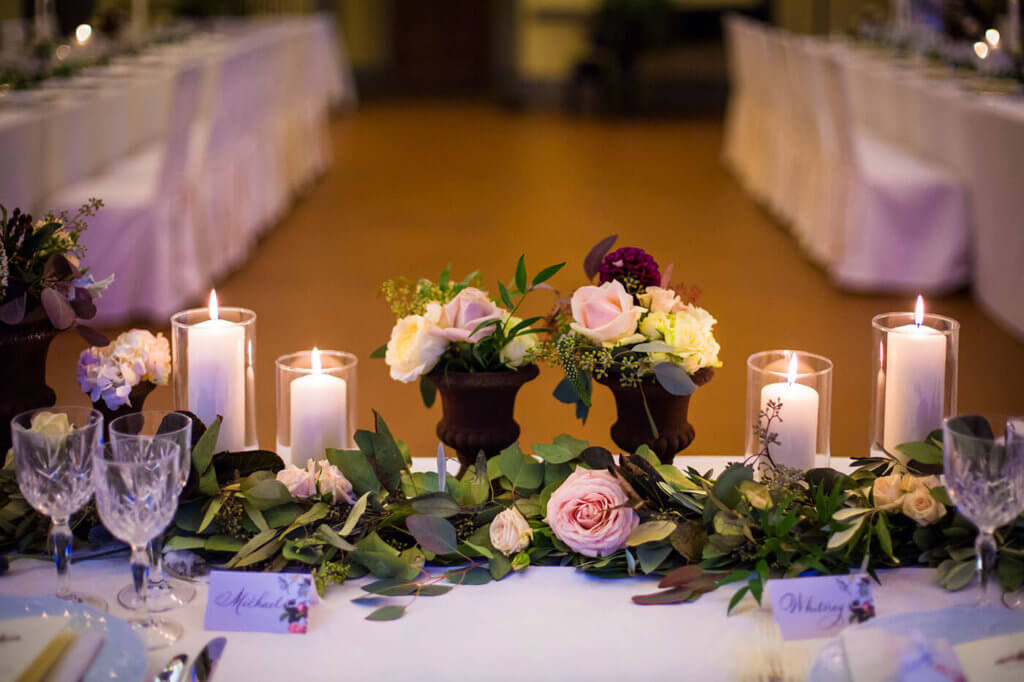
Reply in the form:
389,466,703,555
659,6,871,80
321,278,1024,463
598,247,661,292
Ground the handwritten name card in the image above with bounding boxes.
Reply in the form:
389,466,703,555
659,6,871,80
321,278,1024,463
768,573,875,641
204,571,312,634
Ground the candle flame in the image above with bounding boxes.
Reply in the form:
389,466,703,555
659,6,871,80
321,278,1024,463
311,347,322,374
974,41,990,59
914,295,925,326
986,28,1001,48
209,290,219,321
787,352,799,386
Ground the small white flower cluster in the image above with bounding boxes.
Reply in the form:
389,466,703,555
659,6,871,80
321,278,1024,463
277,460,356,505
77,329,171,409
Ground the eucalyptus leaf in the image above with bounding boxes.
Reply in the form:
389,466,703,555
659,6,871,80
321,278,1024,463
243,479,293,511
653,362,698,396
631,341,676,353
339,492,370,536
533,444,574,464
366,605,406,621
410,492,461,518
406,515,459,555
325,448,382,496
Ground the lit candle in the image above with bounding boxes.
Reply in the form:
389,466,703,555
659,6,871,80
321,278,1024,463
187,290,245,452
760,353,819,469
883,296,946,457
289,348,347,467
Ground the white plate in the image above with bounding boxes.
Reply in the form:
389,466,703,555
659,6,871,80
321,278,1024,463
808,606,1024,682
0,595,147,681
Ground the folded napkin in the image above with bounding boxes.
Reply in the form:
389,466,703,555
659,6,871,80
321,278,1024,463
842,628,965,682
954,631,1024,682
0,615,72,682
42,631,104,682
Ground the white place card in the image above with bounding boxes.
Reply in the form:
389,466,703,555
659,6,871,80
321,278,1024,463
204,571,312,634
768,573,875,641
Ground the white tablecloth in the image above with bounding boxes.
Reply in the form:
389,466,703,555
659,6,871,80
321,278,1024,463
0,457,1002,681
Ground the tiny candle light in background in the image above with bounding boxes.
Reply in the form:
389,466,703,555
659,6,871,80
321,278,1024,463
759,352,819,470
986,28,1001,48
882,296,946,456
74,24,92,45
289,347,347,467
974,41,990,59
187,290,246,452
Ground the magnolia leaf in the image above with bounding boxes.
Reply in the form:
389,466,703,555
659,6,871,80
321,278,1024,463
40,287,75,329
339,492,370,536
832,507,873,522
243,479,292,511
411,492,461,518
317,524,357,552
325,448,381,496
533,444,574,464
627,520,678,547
827,515,866,550
653,362,697,396
366,605,406,622
895,442,943,466
583,234,617,280
632,587,694,605
406,514,459,555
193,417,222,497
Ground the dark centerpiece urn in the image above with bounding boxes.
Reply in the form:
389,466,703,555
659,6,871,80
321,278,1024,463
0,319,60,454
92,382,156,440
429,364,540,476
597,367,714,465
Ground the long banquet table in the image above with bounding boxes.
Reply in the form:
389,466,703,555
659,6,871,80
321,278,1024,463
0,456,1006,681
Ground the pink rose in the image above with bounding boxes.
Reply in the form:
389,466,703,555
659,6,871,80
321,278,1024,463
545,468,639,557
435,287,504,342
638,286,684,314
569,280,644,345
316,460,356,504
288,622,307,634
277,461,317,499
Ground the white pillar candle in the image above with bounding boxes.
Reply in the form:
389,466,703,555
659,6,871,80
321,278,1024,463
759,353,819,469
187,290,245,452
289,348,347,467
883,297,946,456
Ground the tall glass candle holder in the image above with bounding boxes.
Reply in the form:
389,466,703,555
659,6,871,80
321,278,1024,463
870,299,959,461
745,350,833,471
276,349,357,467
170,291,257,452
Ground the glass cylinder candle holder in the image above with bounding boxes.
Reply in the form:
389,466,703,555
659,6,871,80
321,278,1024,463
745,350,833,471
275,349,358,467
870,300,959,461
170,292,257,453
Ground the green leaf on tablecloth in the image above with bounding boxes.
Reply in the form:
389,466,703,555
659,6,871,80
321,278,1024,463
875,515,895,560
446,566,492,585
326,448,382,496
193,417,222,497
366,605,406,621
243,479,292,511
235,537,286,569
632,587,694,605
242,499,271,532
337,492,370,537
411,492,461,518
749,576,764,604
637,543,673,574
164,535,206,551
490,552,512,580
351,548,419,580
998,553,1024,592
627,521,677,547
463,541,494,560
499,443,543,490
406,515,458,555
937,558,976,591
264,504,303,528
727,585,750,614
197,497,223,534
896,442,943,466
204,535,246,553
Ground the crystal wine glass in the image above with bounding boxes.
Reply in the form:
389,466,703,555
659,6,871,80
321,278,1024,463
943,416,1024,607
92,440,183,649
11,407,107,610
109,411,195,611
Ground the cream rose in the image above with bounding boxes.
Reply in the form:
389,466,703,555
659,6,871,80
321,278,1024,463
277,461,318,499
28,412,74,444
569,280,644,345
545,468,639,557
901,474,941,493
872,473,906,509
902,486,947,526
490,507,533,556
385,313,448,383
435,287,504,343
499,315,539,368
638,286,684,314
317,460,356,504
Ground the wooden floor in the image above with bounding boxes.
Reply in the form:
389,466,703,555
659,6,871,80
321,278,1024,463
47,101,1024,457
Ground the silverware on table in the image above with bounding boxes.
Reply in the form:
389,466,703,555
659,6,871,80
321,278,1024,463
153,653,188,682
190,637,227,682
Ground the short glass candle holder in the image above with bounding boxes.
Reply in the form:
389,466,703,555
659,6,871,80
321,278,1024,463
870,311,959,461
745,350,833,471
275,350,358,467
170,302,257,453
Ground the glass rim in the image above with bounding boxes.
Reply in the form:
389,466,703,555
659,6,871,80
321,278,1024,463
275,349,359,374
10,406,103,433
170,306,257,327
109,410,192,436
942,416,998,443
96,440,182,466
746,349,834,379
872,311,960,333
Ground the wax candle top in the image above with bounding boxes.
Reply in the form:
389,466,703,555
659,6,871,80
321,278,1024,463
312,347,322,374
892,295,940,336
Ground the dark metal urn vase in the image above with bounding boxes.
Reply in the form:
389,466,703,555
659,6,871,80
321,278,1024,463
597,367,714,465
0,320,60,454
92,382,157,441
429,364,540,476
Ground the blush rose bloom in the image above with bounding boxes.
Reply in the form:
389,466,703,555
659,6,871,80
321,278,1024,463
316,461,356,504
277,461,318,499
638,286,684,314
490,507,533,556
434,287,504,343
385,313,449,383
569,280,644,345
872,473,905,509
902,486,947,526
545,468,639,557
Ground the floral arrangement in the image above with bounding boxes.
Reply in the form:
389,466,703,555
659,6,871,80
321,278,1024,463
550,236,721,422
4,411,1022,621
0,201,112,344
77,330,171,409
374,257,563,404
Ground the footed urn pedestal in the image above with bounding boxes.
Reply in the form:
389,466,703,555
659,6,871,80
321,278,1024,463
92,382,156,441
428,364,539,477
597,367,713,465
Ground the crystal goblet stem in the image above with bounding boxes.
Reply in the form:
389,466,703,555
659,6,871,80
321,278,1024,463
51,518,73,600
975,528,998,607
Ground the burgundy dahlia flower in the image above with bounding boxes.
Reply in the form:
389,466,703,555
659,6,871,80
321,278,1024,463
597,247,661,294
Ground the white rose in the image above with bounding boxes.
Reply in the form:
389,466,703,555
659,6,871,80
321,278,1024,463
499,315,539,368
872,473,905,509
640,311,670,340
638,286,684,314
385,313,448,383
317,461,356,504
901,474,941,493
902,486,947,526
277,462,318,499
489,507,533,556
28,412,74,444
